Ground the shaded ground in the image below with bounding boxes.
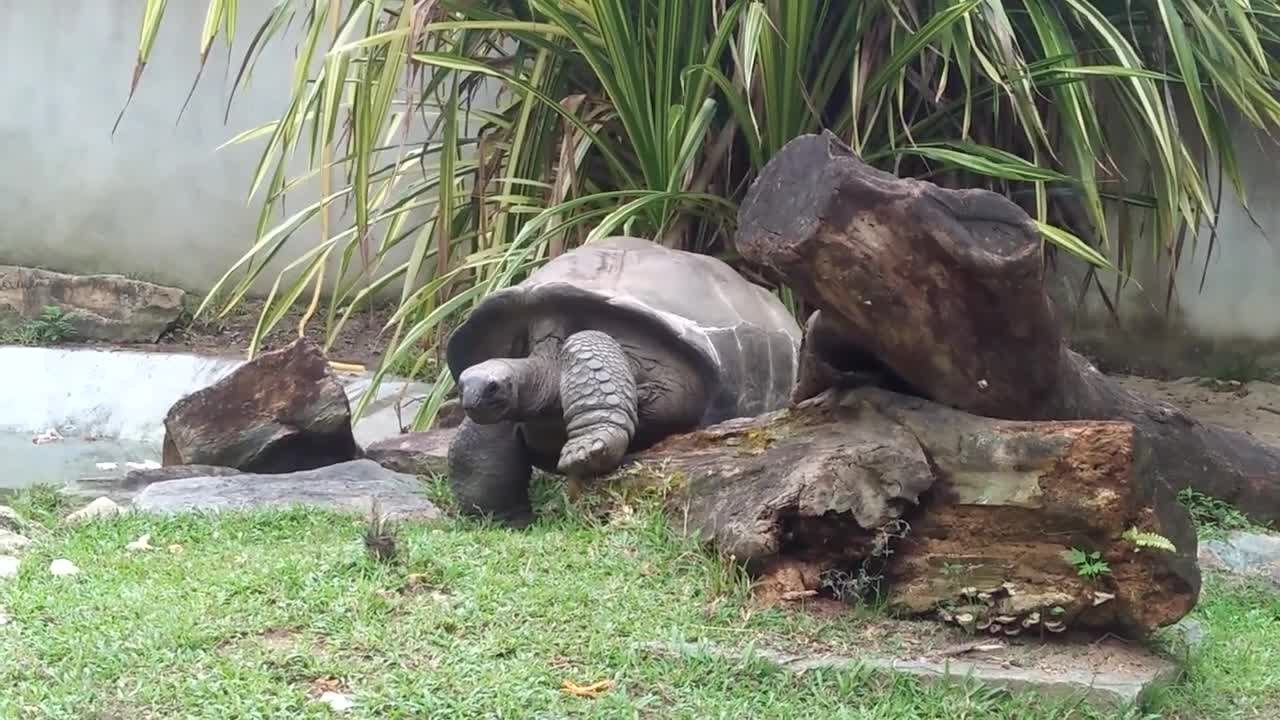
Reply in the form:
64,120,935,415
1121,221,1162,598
54,300,404,370
1114,376,1280,446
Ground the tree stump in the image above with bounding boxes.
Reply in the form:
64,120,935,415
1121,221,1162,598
626,388,1199,636
736,130,1280,526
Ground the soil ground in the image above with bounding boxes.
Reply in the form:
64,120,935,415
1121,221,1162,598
67,300,403,370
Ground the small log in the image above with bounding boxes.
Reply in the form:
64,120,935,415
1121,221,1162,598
624,388,1200,635
736,130,1280,525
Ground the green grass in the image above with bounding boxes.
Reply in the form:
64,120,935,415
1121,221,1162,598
1145,578,1280,720
0,480,1275,719
1177,488,1260,540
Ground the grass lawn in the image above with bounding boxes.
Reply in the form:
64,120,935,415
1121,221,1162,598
2,480,1277,719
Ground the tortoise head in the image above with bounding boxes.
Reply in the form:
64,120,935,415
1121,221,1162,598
459,359,521,424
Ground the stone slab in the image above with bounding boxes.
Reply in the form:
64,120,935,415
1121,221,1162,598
1199,530,1280,588
363,429,455,476
133,459,441,520
639,638,1181,710
0,265,185,342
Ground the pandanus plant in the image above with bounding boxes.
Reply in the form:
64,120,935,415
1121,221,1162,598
123,0,1280,428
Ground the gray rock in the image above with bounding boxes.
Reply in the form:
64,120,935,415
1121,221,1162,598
0,265,185,342
67,465,244,505
1164,617,1208,656
0,530,31,554
65,497,125,525
0,506,23,533
1199,531,1280,587
133,459,441,521
123,464,243,488
363,429,456,476
162,338,360,473
640,639,1181,711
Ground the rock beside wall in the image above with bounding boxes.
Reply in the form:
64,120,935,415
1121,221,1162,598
0,265,186,343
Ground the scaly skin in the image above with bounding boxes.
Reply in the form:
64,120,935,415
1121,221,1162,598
446,417,535,527
557,330,638,477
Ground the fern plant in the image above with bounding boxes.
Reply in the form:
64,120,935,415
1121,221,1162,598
1123,526,1177,552
1065,547,1112,578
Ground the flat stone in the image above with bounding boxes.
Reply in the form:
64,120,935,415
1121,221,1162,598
363,429,456,476
65,497,125,525
639,638,1181,710
0,265,185,342
1199,531,1280,588
133,459,441,521
68,465,244,505
0,530,31,554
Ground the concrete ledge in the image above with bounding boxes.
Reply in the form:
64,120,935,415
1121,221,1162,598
0,346,429,449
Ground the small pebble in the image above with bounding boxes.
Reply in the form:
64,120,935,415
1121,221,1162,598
0,556,18,579
319,691,354,713
49,559,79,577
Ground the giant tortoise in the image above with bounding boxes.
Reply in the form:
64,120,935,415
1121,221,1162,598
445,236,803,525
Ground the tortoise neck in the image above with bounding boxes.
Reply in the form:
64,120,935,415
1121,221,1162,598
515,338,563,415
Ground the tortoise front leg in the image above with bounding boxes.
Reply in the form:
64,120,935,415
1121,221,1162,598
447,417,535,527
557,330,638,478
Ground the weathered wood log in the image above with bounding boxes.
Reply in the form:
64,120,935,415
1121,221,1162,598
736,130,1280,525
624,388,1199,635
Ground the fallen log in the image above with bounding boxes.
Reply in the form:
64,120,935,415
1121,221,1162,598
736,130,1280,526
623,387,1200,636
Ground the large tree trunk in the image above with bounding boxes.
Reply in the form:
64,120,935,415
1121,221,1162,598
626,387,1199,636
735,130,1280,525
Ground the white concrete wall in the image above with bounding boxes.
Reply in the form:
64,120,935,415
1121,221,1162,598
1050,108,1280,354
1,2,1276,351
0,346,429,448
0,0,494,297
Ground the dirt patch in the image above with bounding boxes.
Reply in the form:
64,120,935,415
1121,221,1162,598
1114,376,1280,446
60,299,410,370
216,626,322,656
766,612,1158,674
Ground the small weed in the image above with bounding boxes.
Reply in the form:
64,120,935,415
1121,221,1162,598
1064,547,1111,579
1178,487,1257,539
1,305,76,345
362,498,400,564
820,519,911,606
3,483,74,526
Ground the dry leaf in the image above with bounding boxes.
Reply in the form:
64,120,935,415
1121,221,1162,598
561,679,614,698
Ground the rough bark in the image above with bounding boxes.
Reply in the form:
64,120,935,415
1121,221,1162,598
626,388,1200,635
736,130,1280,525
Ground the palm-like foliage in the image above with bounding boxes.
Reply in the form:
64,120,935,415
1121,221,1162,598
126,0,1280,427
